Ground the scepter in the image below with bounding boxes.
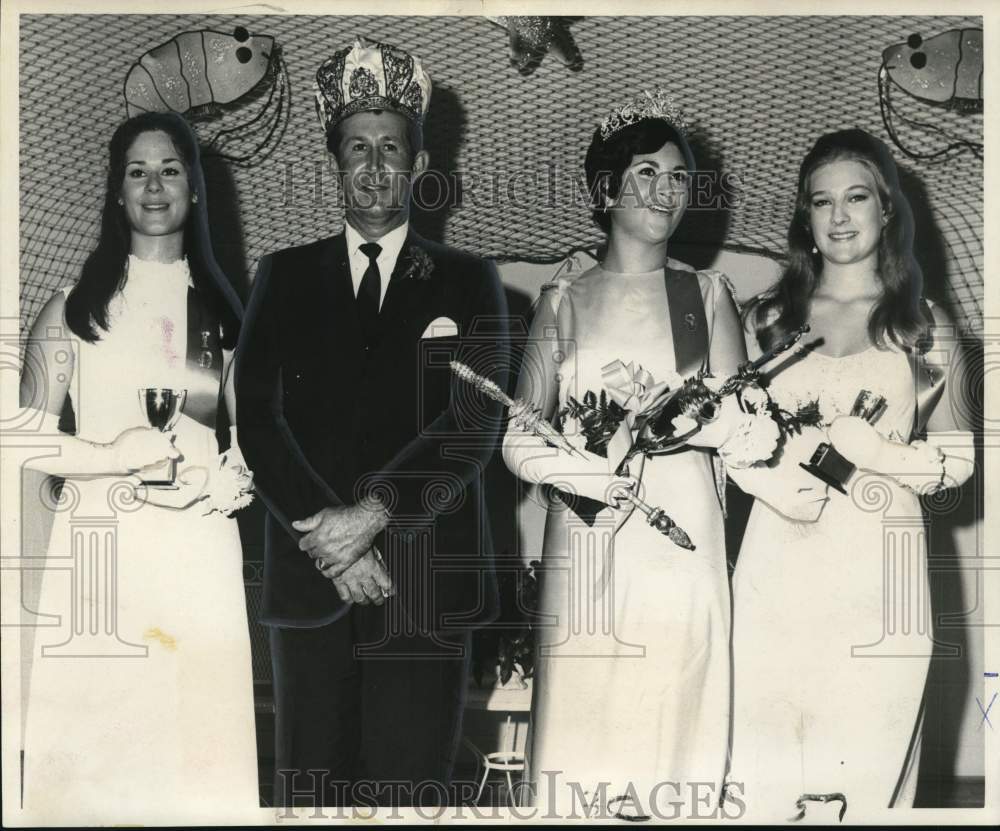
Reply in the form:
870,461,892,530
617,325,811,473
449,361,582,457
450,361,696,550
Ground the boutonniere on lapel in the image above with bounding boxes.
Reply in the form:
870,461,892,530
400,245,435,281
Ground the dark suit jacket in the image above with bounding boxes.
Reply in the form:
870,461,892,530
235,229,508,633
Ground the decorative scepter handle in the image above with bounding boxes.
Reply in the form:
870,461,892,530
717,324,811,396
450,361,583,457
618,490,695,550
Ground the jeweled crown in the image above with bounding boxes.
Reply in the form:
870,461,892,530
599,88,688,142
314,37,432,134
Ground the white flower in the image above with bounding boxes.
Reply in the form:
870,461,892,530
203,452,255,517
719,414,781,469
738,383,770,412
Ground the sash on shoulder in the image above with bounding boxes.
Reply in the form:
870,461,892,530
665,266,709,377
184,287,224,430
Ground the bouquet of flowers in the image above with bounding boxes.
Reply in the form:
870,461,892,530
615,326,810,474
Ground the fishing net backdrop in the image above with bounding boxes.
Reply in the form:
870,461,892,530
18,14,984,339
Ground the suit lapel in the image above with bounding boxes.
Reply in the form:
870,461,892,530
377,230,436,341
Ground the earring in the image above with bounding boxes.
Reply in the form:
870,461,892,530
117,197,124,206
191,193,198,204
811,245,818,254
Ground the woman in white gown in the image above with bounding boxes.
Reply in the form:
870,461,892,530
19,112,259,823
502,91,778,819
731,129,975,822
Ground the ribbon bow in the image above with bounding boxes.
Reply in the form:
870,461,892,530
601,360,675,412
600,360,679,467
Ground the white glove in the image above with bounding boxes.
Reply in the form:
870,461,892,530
110,426,180,473
726,425,830,522
502,426,637,508
19,407,179,477
200,425,254,516
223,425,250,475
130,467,210,510
828,416,974,494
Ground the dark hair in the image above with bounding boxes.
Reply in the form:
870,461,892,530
325,109,424,159
584,118,695,234
64,112,240,346
748,128,925,352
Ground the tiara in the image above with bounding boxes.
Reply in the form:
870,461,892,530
599,88,688,142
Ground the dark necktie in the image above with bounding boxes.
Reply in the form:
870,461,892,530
357,241,382,342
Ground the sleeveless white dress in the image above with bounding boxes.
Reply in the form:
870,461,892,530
520,263,732,817
730,343,929,822
22,257,259,824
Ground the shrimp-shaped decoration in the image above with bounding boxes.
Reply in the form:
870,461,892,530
123,25,289,166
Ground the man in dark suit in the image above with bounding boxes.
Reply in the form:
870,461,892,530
235,37,509,808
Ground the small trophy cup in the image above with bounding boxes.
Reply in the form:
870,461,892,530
800,390,887,495
137,387,186,487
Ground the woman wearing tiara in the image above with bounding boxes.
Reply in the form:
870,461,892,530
502,92,814,818
730,129,975,821
19,112,258,822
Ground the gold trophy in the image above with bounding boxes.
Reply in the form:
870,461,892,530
137,387,186,487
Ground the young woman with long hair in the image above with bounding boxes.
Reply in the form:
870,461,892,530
19,112,258,823
731,128,975,821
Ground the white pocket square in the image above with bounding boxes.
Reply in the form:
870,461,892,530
421,317,459,338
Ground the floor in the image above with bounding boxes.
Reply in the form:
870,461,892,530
252,705,984,811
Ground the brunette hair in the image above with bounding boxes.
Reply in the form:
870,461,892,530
65,112,240,346
584,118,695,234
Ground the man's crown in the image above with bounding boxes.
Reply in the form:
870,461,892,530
599,88,688,142
314,37,432,134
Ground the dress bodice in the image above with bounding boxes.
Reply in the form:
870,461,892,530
552,261,732,419
764,343,916,442
61,255,219,464
533,260,733,550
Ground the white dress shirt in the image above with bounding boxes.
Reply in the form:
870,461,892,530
344,221,409,312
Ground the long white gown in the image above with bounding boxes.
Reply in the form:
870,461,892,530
21,257,259,824
730,343,930,823
506,261,732,818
